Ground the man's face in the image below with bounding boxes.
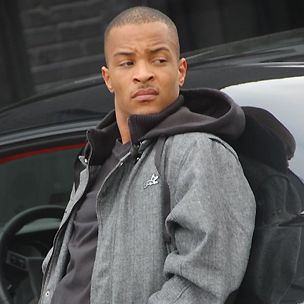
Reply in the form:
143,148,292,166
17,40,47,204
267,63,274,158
102,22,187,123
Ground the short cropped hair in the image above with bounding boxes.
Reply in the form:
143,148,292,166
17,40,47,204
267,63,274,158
104,6,180,60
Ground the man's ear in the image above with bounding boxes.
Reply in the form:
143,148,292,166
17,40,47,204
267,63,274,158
178,58,187,87
101,66,114,93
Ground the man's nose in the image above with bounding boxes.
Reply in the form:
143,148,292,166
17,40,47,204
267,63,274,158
133,62,154,83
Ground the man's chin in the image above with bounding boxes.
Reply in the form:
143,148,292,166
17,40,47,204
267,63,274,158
131,109,160,116
128,97,176,116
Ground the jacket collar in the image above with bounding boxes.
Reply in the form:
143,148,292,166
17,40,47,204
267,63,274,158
86,96,184,165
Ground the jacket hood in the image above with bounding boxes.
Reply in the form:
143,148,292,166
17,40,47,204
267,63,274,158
84,88,245,165
231,106,296,173
129,88,245,143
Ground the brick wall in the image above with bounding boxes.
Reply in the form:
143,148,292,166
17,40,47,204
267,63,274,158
18,0,139,92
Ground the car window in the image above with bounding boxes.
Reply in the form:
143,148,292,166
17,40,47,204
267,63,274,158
0,145,82,228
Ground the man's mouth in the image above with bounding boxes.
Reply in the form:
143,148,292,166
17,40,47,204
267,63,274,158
131,88,159,101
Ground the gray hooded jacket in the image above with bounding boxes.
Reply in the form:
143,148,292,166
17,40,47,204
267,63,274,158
39,88,255,304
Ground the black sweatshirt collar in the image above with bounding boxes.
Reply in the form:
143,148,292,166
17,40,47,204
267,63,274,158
84,88,247,165
86,96,184,165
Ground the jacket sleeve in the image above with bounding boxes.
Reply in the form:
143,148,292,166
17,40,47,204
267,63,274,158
147,133,256,304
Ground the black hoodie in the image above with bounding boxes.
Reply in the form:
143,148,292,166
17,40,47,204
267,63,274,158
84,88,245,166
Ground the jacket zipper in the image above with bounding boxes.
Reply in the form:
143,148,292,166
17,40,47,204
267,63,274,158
89,151,131,301
95,151,131,230
43,140,146,300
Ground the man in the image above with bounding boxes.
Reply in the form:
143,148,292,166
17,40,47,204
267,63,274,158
39,6,255,304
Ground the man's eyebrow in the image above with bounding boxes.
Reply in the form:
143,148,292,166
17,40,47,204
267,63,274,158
113,50,135,57
148,46,171,54
112,47,171,57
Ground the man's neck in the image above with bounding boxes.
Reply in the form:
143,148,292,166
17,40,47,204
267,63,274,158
115,112,130,144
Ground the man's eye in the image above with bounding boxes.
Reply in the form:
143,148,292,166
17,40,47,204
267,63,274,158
153,58,167,64
120,61,133,67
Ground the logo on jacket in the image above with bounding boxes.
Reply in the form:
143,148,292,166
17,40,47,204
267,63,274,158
143,174,159,189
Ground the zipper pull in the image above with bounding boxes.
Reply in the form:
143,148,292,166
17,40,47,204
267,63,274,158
131,142,142,161
79,155,88,166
